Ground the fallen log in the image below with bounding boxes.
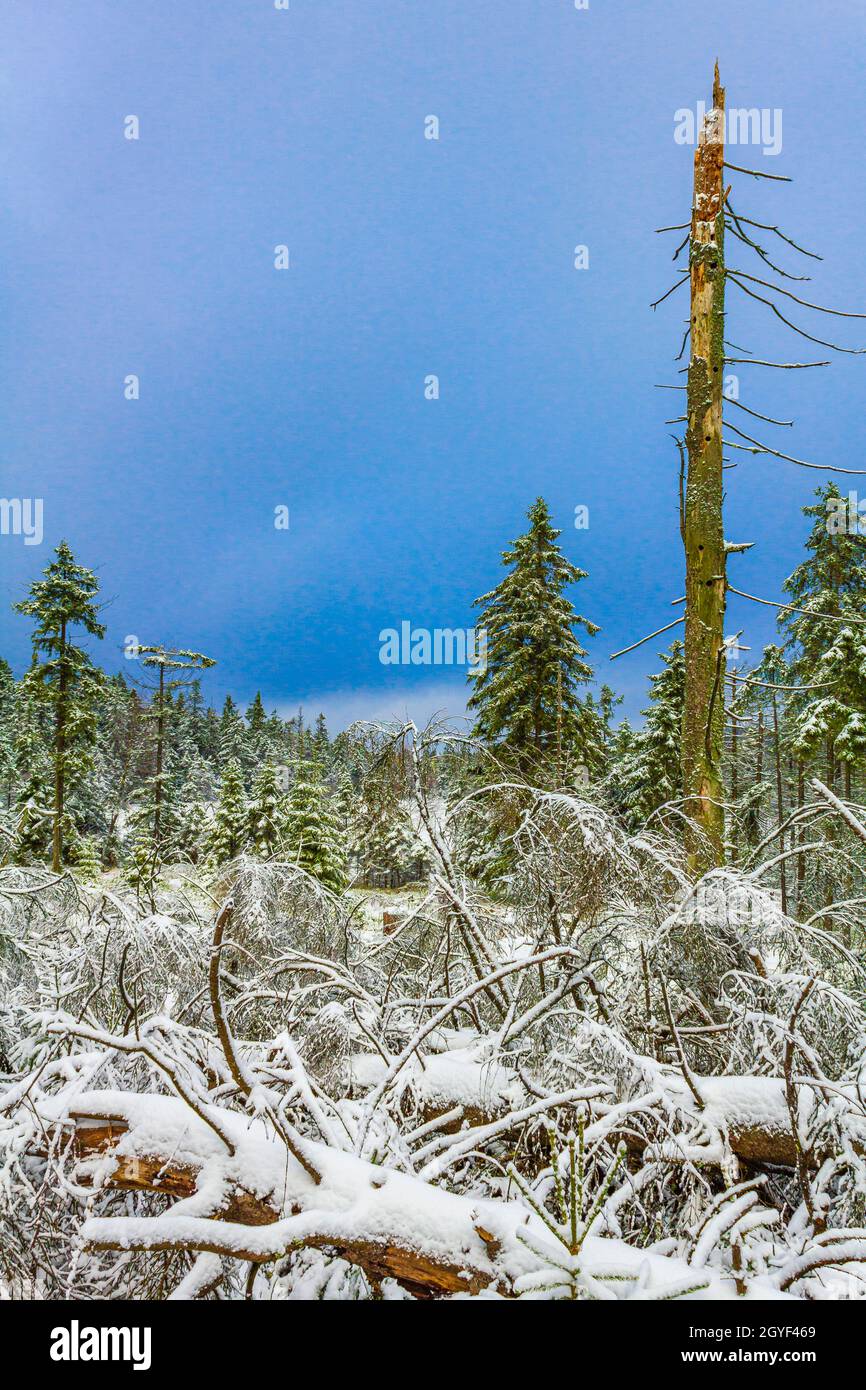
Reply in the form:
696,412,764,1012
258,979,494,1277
72,1116,280,1228
66,1106,495,1298
45,1087,824,1300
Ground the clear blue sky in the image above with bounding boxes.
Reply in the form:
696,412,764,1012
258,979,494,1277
2,0,865,729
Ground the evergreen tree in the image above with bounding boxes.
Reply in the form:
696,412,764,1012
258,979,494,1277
605,717,639,816
98,684,149,864
72,834,102,882
125,824,161,908
618,641,685,827
207,758,249,864
782,483,866,676
576,683,623,780
247,761,287,858
86,677,138,860
219,696,246,771
284,762,347,892
203,707,221,765
265,707,286,760
173,792,209,865
313,712,330,765
8,679,54,863
351,791,425,887
468,498,598,771
180,752,217,803
789,623,866,794
186,679,211,756
246,692,267,739
245,692,269,766
14,542,106,869
333,763,357,836
780,484,866,800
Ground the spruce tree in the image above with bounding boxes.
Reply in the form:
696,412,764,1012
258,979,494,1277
173,792,209,865
219,696,246,771
186,679,209,751
246,692,267,739
313,713,330,765
265,707,285,760
780,483,866,798
618,641,685,827
245,692,269,766
179,752,216,803
576,683,622,780
351,792,424,887
14,542,106,869
789,623,866,795
72,834,102,882
8,679,53,863
247,761,287,858
207,758,249,864
333,763,357,834
781,483,866,669
284,762,346,892
468,498,598,771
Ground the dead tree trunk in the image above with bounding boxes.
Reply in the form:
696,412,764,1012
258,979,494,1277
682,64,727,871
730,669,739,863
771,688,788,915
796,759,805,908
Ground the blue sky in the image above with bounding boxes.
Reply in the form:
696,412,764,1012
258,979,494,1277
2,0,865,730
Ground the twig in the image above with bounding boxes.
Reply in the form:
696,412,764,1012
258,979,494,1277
724,161,792,182
610,616,684,661
727,585,866,624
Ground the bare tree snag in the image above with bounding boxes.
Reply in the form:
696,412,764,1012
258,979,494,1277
682,63,727,869
771,688,788,914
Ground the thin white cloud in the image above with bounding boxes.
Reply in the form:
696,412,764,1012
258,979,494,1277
274,680,472,735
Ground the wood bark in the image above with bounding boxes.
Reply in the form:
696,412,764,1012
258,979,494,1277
682,64,727,870
154,663,165,847
730,670,738,863
69,1113,492,1298
53,618,67,872
772,690,788,914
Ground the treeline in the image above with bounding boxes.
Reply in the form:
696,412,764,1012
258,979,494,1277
0,549,426,896
1,485,863,929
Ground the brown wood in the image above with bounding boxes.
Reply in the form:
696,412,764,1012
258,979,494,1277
682,64,727,869
69,1112,492,1298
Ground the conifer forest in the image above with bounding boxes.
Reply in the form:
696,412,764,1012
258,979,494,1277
4,3,866,1341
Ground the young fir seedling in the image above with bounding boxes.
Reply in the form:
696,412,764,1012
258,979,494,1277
509,1121,709,1301
509,1121,626,1300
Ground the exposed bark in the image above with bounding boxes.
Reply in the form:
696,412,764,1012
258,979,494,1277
73,1118,277,1226
796,760,805,907
730,670,739,863
771,690,788,915
69,1113,492,1298
154,663,165,847
53,618,67,872
682,64,727,870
